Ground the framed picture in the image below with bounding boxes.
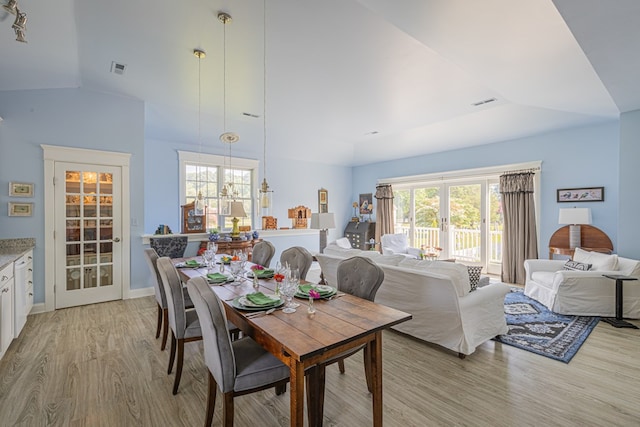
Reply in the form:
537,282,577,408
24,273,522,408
9,182,34,197
359,193,373,214
8,202,33,217
318,188,328,213
557,187,604,202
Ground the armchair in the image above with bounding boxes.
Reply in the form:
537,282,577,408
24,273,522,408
380,233,421,258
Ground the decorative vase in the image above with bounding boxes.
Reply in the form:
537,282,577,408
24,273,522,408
307,296,316,315
253,230,260,239
209,233,219,242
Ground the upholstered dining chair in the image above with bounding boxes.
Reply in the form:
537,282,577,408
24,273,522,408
280,246,313,280
186,276,290,427
150,236,189,258
251,240,276,268
143,248,194,351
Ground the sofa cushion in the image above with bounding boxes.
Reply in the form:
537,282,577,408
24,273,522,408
563,260,592,271
573,247,618,271
467,266,483,291
616,257,640,277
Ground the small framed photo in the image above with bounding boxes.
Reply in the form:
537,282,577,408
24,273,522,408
9,182,34,197
8,202,34,217
557,187,604,202
359,193,373,214
318,188,328,213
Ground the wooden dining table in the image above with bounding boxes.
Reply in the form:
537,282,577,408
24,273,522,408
175,258,412,427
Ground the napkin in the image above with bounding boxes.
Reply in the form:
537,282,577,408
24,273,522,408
299,284,333,296
185,260,201,266
207,273,229,284
251,269,274,278
245,292,280,306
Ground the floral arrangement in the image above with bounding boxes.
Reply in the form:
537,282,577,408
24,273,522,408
308,289,321,300
250,264,265,271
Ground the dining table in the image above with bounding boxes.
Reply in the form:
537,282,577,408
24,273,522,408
174,256,412,427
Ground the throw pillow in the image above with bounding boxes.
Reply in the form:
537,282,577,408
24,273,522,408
335,237,352,249
563,260,592,271
573,247,618,271
467,266,483,291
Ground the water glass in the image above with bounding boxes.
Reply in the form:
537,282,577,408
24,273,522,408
282,279,298,314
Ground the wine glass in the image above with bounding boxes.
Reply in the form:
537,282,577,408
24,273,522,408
203,249,215,272
281,279,298,314
230,260,243,285
288,268,300,308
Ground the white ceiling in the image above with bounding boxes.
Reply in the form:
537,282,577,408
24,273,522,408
1,0,638,166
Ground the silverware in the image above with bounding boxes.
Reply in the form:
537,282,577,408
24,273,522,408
326,293,346,301
246,307,277,318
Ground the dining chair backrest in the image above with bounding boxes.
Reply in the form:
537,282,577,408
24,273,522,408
187,276,237,393
150,236,188,258
251,241,276,268
157,257,188,339
280,246,313,280
143,248,166,308
337,256,385,301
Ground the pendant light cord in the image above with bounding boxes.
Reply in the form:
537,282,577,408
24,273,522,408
263,0,268,183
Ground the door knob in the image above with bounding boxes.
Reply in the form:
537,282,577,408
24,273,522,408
113,237,121,242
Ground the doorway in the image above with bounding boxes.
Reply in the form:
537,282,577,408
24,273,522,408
43,146,131,311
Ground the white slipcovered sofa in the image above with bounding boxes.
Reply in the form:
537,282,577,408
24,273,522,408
524,248,640,318
317,241,510,356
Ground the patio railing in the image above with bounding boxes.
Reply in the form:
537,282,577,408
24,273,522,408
396,226,502,263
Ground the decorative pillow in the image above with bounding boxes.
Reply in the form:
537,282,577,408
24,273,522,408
573,247,618,271
563,260,592,271
467,266,483,291
335,237,352,249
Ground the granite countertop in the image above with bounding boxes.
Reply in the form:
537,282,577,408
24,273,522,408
0,238,35,272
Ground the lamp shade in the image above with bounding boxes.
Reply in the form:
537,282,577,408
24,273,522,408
558,208,592,225
229,201,247,218
311,213,335,230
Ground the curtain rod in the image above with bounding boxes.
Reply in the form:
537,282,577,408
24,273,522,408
502,166,541,175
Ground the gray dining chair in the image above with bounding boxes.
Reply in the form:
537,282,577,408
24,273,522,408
251,240,276,267
306,256,385,421
150,236,188,258
143,248,193,351
186,276,290,426
280,246,313,280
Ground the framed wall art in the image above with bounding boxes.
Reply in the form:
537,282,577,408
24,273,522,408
318,188,328,213
8,202,33,217
557,187,604,202
359,193,373,214
9,182,34,197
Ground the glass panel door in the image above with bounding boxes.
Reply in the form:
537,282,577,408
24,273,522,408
413,186,441,250
487,180,503,274
447,183,482,263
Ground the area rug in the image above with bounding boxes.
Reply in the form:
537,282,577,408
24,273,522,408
493,288,599,363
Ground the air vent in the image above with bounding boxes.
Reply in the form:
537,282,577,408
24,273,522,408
242,112,260,118
472,97,497,107
110,61,127,75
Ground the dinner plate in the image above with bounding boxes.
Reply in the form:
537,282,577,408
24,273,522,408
296,285,337,298
231,295,284,311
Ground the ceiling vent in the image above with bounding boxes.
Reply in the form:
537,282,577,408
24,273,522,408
242,112,260,118
110,61,127,75
472,97,497,107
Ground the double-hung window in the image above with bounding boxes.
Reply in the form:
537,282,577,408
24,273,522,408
179,151,258,232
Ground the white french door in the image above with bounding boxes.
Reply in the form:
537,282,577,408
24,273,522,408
54,163,123,308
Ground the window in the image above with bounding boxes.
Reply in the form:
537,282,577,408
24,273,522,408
179,151,258,232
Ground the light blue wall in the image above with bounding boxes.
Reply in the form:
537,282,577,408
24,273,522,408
618,109,640,259
0,88,145,302
352,122,623,258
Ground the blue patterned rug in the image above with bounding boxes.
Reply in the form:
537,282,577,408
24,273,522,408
493,288,600,363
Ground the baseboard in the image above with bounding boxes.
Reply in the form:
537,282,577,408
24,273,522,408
29,303,46,314
127,286,155,299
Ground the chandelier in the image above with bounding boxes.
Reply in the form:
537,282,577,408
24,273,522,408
3,0,28,43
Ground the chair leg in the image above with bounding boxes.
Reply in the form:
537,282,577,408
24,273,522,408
155,303,163,339
205,372,217,427
223,392,234,427
172,338,185,395
338,359,345,374
363,348,373,393
161,308,169,351
275,384,287,395
168,332,177,374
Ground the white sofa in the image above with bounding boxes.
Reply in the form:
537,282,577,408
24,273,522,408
318,243,510,356
524,248,640,318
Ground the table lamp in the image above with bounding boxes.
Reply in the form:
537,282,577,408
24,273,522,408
311,212,335,253
558,207,592,249
229,201,247,238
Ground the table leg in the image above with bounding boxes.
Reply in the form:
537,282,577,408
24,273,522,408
615,279,623,320
601,278,639,329
290,360,305,427
370,331,383,427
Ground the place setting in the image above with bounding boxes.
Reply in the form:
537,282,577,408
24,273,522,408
174,259,205,269
231,291,284,316
296,284,338,299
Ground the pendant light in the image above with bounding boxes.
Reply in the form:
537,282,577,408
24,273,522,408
259,0,273,213
193,48,206,216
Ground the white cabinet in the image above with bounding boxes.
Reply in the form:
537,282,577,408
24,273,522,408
0,262,14,359
14,250,33,338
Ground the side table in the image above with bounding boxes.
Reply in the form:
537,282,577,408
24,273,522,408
601,274,639,329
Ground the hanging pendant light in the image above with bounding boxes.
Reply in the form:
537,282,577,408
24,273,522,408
259,0,273,213
193,48,207,216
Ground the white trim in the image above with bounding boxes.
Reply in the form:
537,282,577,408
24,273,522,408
41,144,132,312
29,303,46,315
127,286,155,299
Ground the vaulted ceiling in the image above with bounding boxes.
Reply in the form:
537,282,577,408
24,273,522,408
1,0,639,166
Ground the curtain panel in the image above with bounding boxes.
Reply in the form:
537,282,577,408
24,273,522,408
375,184,394,252
500,173,538,284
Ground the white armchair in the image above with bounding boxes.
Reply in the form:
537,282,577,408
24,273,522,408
380,234,421,258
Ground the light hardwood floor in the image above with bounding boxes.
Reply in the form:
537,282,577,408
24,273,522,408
1,294,639,427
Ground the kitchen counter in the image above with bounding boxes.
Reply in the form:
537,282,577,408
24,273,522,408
0,238,36,271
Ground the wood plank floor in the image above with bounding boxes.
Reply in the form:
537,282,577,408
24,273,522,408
1,295,639,426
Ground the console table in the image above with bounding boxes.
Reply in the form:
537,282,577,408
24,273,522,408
199,239,262,259
548,225,613,259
